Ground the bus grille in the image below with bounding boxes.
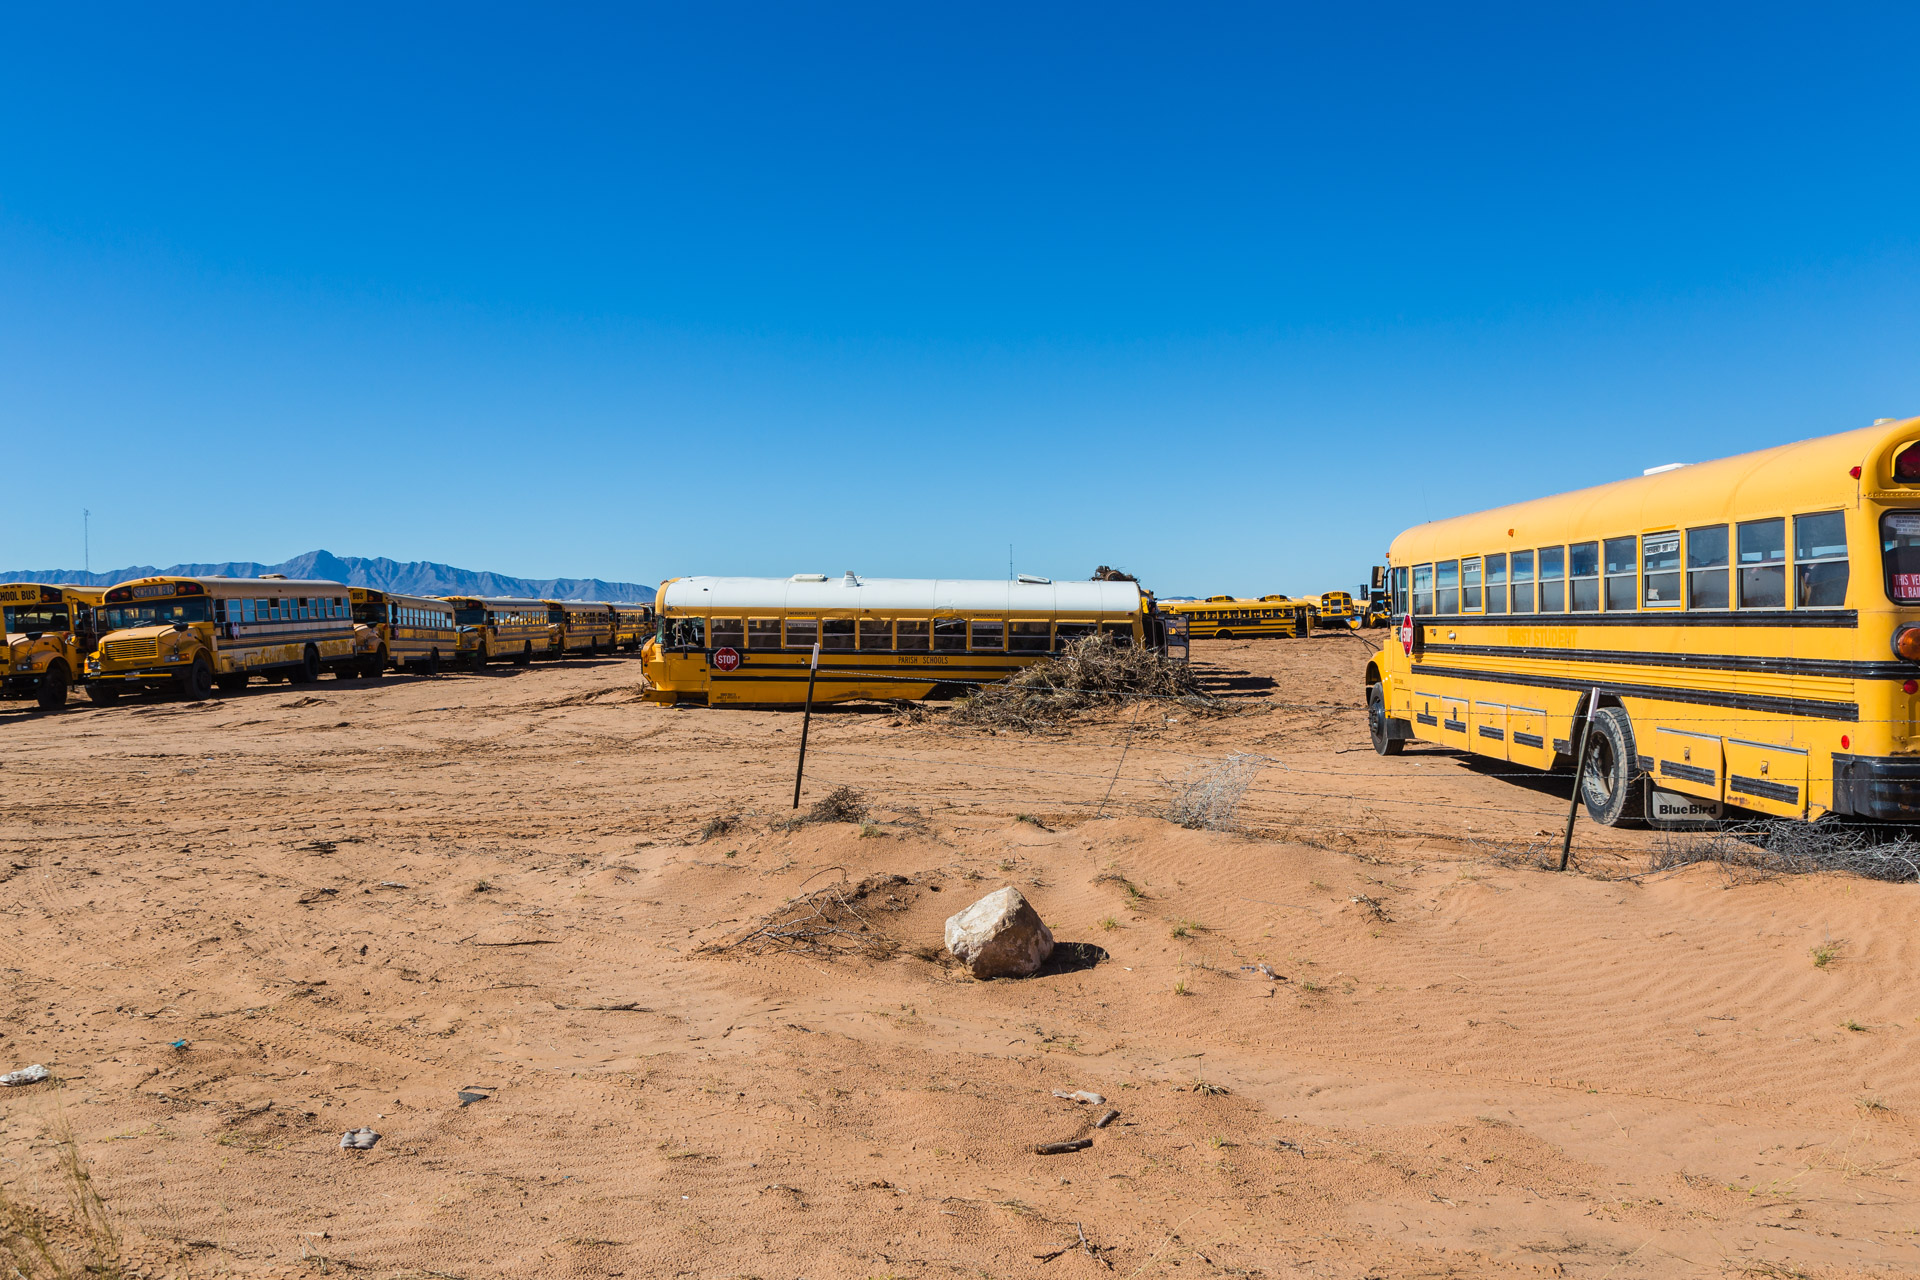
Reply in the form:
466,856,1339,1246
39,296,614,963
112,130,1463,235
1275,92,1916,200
104,638,158,663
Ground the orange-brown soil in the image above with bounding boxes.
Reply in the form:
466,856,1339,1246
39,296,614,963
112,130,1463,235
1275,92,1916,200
2,636,1915,1278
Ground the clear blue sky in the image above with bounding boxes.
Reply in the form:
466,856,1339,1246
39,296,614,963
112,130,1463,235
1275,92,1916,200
4,4,1917,596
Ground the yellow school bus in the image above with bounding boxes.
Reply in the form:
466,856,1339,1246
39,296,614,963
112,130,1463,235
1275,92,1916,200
1,583,103,710
86,576,357,701
1316,591,1360,629
644,573,1147,706
1366,418,1920,826
546,600,615,655
1159,596,1310,640
442,596,557,670
349,588,459,676
613,603,653,652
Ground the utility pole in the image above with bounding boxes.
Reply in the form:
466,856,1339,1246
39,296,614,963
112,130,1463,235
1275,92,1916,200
84,509,90,574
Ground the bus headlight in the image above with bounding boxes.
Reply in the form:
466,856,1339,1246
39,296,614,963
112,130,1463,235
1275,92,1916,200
1893,624,1920,662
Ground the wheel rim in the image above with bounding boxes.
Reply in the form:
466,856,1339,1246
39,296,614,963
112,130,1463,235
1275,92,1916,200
1583,734,1618,808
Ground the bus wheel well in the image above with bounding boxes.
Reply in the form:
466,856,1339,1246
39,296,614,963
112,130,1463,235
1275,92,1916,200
1364,662,1381,686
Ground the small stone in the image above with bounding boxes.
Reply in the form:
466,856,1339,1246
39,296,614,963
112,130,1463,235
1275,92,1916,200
339,1127,380,1150
0,1064,49,1087
943,886,1054,980
1052,1090,1105,1105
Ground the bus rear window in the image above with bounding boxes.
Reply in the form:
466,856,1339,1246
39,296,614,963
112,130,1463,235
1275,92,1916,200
1881,512,1920,602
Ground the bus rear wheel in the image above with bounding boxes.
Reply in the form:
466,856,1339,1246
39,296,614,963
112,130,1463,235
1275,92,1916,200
466,647,486,672
87,682,121,706
216,673,248,692
361,649,387,679
1215,630,1234,640
36,662,69,711
1367,684,1404,756
291,645,320,683
1580,706,1646,827
515,642,533,666
425,649,440,676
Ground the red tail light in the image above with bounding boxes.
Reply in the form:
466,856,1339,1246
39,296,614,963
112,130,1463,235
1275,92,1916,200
1896,443,1920,482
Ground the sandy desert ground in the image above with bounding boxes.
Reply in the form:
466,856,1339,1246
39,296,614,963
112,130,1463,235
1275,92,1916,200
2,635,1916,1278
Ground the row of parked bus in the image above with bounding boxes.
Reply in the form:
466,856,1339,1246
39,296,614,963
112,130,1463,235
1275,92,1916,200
1157,589,1385,639
0,576,654,710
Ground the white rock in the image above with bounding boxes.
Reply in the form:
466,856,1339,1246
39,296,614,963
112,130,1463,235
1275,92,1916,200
1052,1089,1105,1105
1,1064,49,1087
339,1127,380,1150
944,886,1054,979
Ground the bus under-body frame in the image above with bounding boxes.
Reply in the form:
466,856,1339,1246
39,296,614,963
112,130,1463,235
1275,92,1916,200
1366,418,1920,824
644,574,1148,706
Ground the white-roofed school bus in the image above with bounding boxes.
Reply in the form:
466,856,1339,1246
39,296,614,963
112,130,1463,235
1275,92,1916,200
1366,418,1920,826
86,576,357,702
643,572,1148,706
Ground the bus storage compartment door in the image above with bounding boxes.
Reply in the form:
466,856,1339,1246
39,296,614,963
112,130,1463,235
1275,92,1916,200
1440,695,1470,742
1653,727,1724,804
1507,704,1552,767
1723,738,1808,818
1470,701,1509,760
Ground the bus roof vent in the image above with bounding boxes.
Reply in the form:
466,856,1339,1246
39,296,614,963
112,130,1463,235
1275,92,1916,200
1875,417,1900,425
790,573,828,583
258,573,288,579
1016,573,1051,584
1642,463,1688,475
842,571,860,586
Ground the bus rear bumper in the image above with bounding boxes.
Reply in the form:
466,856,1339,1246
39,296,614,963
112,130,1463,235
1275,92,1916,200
1830,753,1920,821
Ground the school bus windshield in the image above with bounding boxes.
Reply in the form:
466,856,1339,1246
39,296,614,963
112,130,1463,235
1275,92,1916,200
3,603,70,634
97,599,213,631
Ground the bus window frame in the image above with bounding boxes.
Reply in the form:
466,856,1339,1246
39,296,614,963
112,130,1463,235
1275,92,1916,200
1460,557,1483,612
1736,517,1788,609
896,619,931,650
1793,509,1850,608
1435,560,1459,614
1411,564,1434,616
1510,550,1534,613
1484,553,1507,615
711,616,746,648
1687,524,1730,609
1568,542,1600,612
1602,537,1638,612
858,617,894,649
1641,531,1681,608
1538,547,1565,612
746,617,780,648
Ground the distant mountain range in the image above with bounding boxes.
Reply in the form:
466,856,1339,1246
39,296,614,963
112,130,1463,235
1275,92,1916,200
1,550,655,602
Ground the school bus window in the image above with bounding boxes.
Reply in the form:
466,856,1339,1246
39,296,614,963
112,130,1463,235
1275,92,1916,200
1392,566,1408,615
1642,533,1680,607
711,617,746,648
896,619,931,650
859,618,893,649
1603,537,1637,611
1538,547,1564,611
784,617,818,649
1435,560,1459,614
1483,554,1507,614
745,618,779,648
1685,525,1729,608
1461,558,1482,612
1010,620,1050,652
1099,622,1134,644
933,618,967,651
1411,564,1434,615
1795,511,1849,607
1738,518,1787,608
822,619,855,649
1566,543,1599,611
1056,621,1097,644
970,619,1005,651
1880,512,1920,602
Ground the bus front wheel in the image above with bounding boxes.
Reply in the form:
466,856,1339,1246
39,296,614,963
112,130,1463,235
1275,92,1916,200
179,654,215,702
467,647,486,672
36,662,69,711
87,682,121,706
1215,630,1234,640
515,642,533,666
426,649,440,677
1580,706,1646,827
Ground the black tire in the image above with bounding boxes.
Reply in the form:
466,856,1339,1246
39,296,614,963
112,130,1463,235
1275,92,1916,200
426,649,440,677
35,662,69,712
87,682,121,706
467,645,487,672
1367,683,1404,756
216,673,248,693
515,641,533,666
290,644,320,683
362,648,387,680
178,654,215,702
335,664,359,680
1215,630,1234,640
1580,705,1646,827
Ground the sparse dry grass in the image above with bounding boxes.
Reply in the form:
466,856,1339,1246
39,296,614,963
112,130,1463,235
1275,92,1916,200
2,1109,123,1280
949,634,1214,732
1163,753,1264,831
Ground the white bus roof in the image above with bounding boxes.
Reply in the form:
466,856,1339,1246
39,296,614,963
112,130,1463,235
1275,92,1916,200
658,575,1142,616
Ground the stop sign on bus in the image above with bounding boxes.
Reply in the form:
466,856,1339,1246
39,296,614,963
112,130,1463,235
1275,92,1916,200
712,646,741,672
